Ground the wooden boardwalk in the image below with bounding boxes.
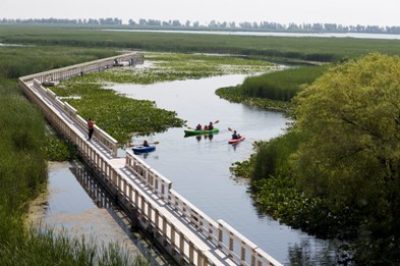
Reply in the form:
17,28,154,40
19,52,282,266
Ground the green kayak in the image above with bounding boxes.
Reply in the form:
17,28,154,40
184,128,219,136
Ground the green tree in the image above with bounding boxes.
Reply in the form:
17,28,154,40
292,53,400,264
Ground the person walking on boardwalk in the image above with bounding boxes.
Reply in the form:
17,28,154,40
87,118,95,141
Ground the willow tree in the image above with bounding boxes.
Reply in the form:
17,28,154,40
292,53,400,263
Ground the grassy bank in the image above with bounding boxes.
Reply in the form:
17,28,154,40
216,65,327,111
2,25,400,62
0,45,147,265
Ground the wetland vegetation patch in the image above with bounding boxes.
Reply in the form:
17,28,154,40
52,52,276,143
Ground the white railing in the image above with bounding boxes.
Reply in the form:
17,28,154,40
21,52,143,83
126,150,172,200
124,149,282,266
32,79,119,157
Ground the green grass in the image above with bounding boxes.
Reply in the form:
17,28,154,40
0,45,117,79
0,46,148,265
43,134,78,161
240,65,329,101
216,85,291,112
216,65,328,111
1,228,148,265
2,25,400,62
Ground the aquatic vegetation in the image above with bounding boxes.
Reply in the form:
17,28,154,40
78,52,275,84
52,81,184,144
216,85,291,112
216,65,327,111
239,65,328,100
51,52,274,144
43,134,78,161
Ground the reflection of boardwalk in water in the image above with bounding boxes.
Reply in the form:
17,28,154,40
70,161,175,266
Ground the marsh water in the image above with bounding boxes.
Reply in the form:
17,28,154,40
35,161,173,265
109,74,339,265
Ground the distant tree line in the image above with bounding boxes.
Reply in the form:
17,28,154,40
1,18,400,34
0,18,122,26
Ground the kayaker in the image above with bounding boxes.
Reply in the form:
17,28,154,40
208,122,214,130
232,130,241,139
143,140,149,147
196,124,202,130
204,125,209,130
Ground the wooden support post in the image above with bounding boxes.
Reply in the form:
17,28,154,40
229,233,234,257
189,241,194,264
179,232,185,264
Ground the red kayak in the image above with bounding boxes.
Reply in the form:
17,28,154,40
228,136,245,144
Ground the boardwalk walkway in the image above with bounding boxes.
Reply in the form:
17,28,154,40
19,52,282,266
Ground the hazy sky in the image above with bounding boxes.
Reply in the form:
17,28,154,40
1,0,399,26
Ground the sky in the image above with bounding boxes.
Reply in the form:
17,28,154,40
1,0,399,26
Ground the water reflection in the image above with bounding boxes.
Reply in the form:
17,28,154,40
44,161,174,266
190,134,215,142
288,240,335,266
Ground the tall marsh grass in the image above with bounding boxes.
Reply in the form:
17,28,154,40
3,25,400,62
240,65,328,101
0,46,147,265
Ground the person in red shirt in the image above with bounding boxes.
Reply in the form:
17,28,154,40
87,118,95,141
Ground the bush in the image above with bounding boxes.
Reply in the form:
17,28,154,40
251,129,305,180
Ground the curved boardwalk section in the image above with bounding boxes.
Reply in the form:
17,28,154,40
19,52,282,266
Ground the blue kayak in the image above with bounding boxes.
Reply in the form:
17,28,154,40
132,146,156,154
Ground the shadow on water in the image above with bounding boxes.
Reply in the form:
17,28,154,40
69,160,177,266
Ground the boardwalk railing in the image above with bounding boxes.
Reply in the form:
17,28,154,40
22,52,143,83
31,79,119,157
19,52,282,266
125,150,282,266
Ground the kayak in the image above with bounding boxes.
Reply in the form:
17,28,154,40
184,128,219,136
228,136,245,144
132,146,156,154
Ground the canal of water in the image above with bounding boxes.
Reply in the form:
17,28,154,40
109,74,339,265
